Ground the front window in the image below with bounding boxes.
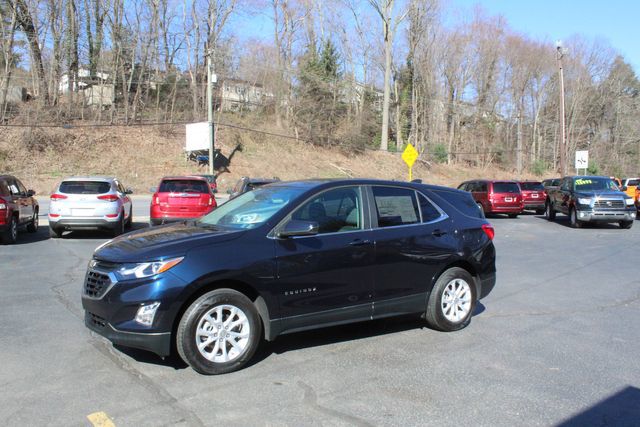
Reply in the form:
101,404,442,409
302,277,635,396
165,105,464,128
291,187,362,234
198,186,306,229
574,177,620,192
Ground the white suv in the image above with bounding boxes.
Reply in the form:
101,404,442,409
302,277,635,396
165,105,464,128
49,176,133,238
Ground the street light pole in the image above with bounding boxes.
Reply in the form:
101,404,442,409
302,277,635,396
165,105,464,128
206,48,216,176
556,42,567,176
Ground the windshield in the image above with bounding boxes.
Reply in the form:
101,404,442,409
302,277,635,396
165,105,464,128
198,185,306,229
519,182,544,191
574,178,620,192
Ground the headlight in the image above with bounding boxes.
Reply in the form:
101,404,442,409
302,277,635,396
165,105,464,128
577,197,592,205
114,257,184,281
625,198,634,206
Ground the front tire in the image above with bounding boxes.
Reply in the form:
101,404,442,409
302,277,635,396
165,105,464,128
177,289,261,375
569,207,582,228
619,220,633,229
545,200,556,220
425,267,477,332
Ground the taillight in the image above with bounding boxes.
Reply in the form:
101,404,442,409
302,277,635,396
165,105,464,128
208,196,213,206
152,193,159,205
482,223,495,240
97,194,119,202
50,193,67,200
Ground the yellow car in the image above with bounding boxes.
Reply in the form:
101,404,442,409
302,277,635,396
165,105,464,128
620,178,640,198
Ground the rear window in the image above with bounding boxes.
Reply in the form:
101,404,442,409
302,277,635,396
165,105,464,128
492,182,520,194
159,179,209,193
431,189,484,219
59,181,111,194
627,179,639,186
519,182,543,191
247,182,271,191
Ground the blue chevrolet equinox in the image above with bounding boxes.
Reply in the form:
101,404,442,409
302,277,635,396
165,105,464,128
82,179,496,374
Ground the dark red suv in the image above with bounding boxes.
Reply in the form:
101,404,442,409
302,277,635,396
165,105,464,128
150,176,217,225
458,180,524,217
0,175,39,244
518,181,546,214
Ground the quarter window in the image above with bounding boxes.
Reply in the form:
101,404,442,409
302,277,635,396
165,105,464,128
418,193,442,222
291,187,362,234
372,186,420,228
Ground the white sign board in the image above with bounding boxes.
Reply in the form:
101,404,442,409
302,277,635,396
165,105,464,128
575,150,589,170
185,122,209,151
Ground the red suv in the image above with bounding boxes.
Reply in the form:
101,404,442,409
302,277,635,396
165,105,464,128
518,181,546,214
458,180,524,217
150,176,217,225
0,175,39,244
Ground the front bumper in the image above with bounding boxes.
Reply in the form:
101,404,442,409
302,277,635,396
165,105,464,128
81,269,189,357
576,208,636,222
85,312,172,355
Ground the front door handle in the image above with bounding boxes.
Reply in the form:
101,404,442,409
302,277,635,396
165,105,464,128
349,239,372,247
432,229,447,237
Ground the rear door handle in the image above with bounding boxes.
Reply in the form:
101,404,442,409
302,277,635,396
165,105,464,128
432,229,447,237
349,239,372,247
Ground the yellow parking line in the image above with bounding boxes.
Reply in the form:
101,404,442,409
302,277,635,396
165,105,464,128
87,411,115,427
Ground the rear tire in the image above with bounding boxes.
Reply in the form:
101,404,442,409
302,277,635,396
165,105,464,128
619,220,633,229
177,289,261,375
425,267,476,332
112,214,125,237
49,226,62,239
508,213,518,218
1,216,18,244
125,207,133,229
535,208,545,215
27,210,39,233
545,200,556,220
569,207,582,228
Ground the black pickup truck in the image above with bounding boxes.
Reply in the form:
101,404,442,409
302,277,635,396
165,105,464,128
545,175,636,229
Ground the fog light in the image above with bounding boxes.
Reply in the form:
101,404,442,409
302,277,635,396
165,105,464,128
135,302,160,326
632,212,637,218
579,212,586,218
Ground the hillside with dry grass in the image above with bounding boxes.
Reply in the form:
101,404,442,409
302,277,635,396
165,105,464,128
0,124,543,195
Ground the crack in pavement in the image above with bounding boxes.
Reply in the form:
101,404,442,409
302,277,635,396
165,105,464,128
298,381,373,427
50,239,205,427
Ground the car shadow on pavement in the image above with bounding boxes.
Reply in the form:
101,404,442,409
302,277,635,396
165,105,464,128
556,386,640,426
12,227,51,244
113,306,489,371
535,215,626,230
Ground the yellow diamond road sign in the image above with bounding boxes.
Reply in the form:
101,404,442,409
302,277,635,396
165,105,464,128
402,143,419,168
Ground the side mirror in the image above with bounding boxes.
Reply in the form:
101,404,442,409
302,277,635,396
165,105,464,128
149,187,157,193
277,220,319,238
27,189,36,197
125,188,133,194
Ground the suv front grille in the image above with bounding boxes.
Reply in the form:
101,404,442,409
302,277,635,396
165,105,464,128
84,270,111,298
594,199,624,209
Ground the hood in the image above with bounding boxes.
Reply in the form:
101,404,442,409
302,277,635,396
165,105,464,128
575,190,627,198
94,222,245,263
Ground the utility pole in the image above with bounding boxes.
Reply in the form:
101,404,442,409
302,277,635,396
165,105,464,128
206,47,216,175
556,41,567,176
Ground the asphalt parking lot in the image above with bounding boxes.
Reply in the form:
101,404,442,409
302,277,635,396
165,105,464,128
1,212,639,426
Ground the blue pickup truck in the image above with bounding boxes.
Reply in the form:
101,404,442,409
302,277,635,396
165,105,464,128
544,175,636,229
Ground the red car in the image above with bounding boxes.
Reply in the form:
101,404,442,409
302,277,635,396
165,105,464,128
150,176,217,225
458,179,524,218
518,181,546,214
0,175,39,244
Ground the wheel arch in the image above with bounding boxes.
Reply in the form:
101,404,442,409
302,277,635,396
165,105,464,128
430,260,480,302
171,279,272,350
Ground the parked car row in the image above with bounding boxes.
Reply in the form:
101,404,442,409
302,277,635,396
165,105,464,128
458,175,637,229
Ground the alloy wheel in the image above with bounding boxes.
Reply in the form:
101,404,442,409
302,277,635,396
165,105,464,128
441,278,472,323
195,304,251,363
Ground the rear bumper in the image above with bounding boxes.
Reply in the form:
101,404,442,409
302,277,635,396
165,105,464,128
49,218,119,230
523,201,545,210
487,205,524,214
150,216,201,226
576,208,636,222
